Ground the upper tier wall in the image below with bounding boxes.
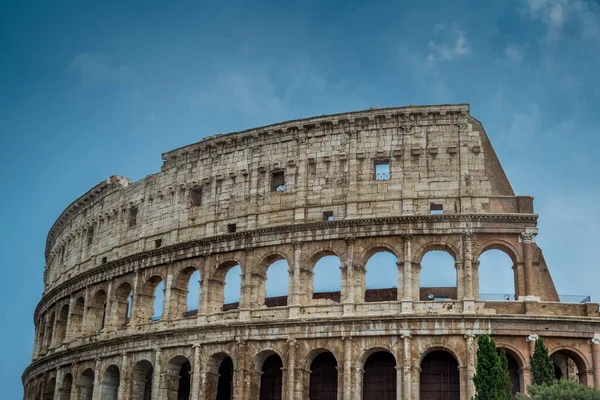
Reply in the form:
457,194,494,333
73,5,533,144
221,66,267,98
43,104,528,292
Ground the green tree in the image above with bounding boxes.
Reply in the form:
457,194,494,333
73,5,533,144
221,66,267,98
530,337,555,386
498,347,513,398
473,335,512,400
516,379,600,400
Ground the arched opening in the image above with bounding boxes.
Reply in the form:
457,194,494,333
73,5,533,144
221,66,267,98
420,250,457,300
309,352,338,400
44,377,56,400
364,251,398,302
70,297,85,338
498,348,521,396
131,360,153,400
113,282,133,328
99,365,120,400
163,355,191,400
37,316,46,353
312,255,342,303
170,267,201,318
79,368,95,400
551,349,588,384
216,356,234,400
264,259,289,307
88,289,107,332
186,270,200,314
223,265,242,311
259,354,283,400
420,350,460,400
137,276,164,323
55,304,69,344
362,351,396,399
478,249,516,301
45,312,55,348
60,373,73,400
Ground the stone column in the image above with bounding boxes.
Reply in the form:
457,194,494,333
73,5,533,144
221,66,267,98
190,344,201,400
65,295,77,342
118,352,128,400
93,358,101,400
402,234,414,313
290,241,302,318
151,348,162,400
343,237,356,315
234,338,247,400
53,367,62,400
287,338,297,400
591,334,600,390
525,335,538,389
402,334,412,400
465,332,476,400
520,231,539,300
163,270,174,319
343,336,353,400
462,232,475,313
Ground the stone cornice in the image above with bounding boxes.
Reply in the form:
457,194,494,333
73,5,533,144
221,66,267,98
35,213,538,321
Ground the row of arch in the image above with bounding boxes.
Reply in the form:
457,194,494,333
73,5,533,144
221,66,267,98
29,342,594,400
36,244,519,355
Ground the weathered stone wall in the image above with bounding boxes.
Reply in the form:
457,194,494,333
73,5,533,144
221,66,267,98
24,104,600,400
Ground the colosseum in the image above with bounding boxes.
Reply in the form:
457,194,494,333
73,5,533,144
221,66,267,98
23,103,600,400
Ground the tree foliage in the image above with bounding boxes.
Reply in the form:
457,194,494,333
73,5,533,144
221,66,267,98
517,379,600,400
473,335,512,400
530,337,555,387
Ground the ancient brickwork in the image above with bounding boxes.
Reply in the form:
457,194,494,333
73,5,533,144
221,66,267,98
24,104,600,400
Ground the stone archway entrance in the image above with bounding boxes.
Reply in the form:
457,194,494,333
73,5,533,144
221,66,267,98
362,351,396,400
420,351,460,400
259,354,283,400
309,352,338,400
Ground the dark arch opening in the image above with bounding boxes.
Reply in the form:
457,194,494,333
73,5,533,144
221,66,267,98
503,351,520,396
363,351,396,400
420,351,460,400
260,354,283,400
55,304,69,344
100,365,120,400
79,369,95,400
177,360,191,400
551,350,586,384
60,373,73,400
309,352,338,400
216,357,234,400
131,360,153,400
44,377,56,400
114,282,133,327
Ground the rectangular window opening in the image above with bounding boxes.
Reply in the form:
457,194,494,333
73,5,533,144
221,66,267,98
101,256,107,264
430,203,444,215
155,239,162,248
323,211,334,221
87,228,94,248
227,223,237,233
129,207,138,227
190,186,203,207
374,159,390,181
271,170,285,192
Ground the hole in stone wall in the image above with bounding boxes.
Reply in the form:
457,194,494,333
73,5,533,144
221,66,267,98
374,159,390,181
223,265,242,310
152,281,165,321
101,257,107,264
323,211,334,221
187,270,200,312
227,223,237,233
265,259,289,307
271,171,285,192
190,186,203,207
129,207,138,227
430,203,443,215
478,249,516,301
155,239,162,248
313,255,342,302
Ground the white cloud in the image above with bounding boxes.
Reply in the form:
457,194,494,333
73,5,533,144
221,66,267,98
67,52,133,87
505,43,526,61
524,0,600,39
427,24,471,67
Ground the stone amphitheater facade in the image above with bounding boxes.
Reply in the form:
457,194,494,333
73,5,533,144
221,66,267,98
23,104,600,400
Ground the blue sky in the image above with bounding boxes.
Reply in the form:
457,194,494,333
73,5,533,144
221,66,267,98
1,0,599,397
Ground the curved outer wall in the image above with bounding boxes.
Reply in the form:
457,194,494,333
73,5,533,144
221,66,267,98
24,104,600,400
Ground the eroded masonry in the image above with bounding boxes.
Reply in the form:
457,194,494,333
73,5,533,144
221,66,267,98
23,104,600,400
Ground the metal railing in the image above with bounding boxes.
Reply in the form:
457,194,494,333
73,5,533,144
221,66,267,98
375,172,390,181
480,293,592,303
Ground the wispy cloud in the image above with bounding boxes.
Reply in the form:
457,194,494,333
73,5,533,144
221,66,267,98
67,52,133,87
427,23,471,67
523,0,600,39
505,43,526,62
